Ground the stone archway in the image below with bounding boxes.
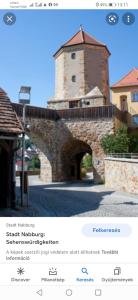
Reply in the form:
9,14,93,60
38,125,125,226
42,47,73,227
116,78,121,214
26,129,54,183
56,139,93,182
24,115,114,184
54,128,106,184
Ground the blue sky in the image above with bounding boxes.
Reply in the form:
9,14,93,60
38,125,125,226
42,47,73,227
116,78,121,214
0,9,138,107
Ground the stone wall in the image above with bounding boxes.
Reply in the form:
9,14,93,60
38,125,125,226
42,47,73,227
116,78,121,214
48,100,69,110
48,96,104,110
105,158,138,194
55,46,85,99
84,45,110,103
79,96,104,108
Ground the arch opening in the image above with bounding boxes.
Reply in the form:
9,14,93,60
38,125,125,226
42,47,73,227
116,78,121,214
60,139,93,182
16,135,41,175
25,132,53,183
81,153,93,181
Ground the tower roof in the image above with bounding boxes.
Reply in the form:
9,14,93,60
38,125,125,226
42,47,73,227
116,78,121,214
54,28,110,57
111,68,138,88
0,88,23,135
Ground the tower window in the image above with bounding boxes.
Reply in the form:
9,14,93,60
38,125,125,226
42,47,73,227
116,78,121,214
71,53,76,59
72,75,76,82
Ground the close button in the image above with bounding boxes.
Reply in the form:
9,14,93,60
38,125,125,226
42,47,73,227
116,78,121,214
3,12,16,25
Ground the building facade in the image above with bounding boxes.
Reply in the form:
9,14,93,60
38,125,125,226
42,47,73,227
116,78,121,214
0,88,23,208
48,27,111,109
111,68,138,128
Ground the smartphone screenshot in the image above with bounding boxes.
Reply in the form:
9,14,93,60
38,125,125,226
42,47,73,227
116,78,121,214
0,0,138,299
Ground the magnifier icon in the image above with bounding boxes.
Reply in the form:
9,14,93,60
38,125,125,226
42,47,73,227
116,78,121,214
81,267,88,275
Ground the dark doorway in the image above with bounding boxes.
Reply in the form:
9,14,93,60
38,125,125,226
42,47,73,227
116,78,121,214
0,146,9,208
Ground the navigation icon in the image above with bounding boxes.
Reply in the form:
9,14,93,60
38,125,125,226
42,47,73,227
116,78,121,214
81,267,88,275
3,12,16,25
122,13,135,25
66,289,73,296
49,267,57,276
17,267,25,275
36,289,43,296
114,267,121,275
95,289,102,296
106,12,119,25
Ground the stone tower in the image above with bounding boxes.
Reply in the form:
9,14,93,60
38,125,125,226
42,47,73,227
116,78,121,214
48,27,110,109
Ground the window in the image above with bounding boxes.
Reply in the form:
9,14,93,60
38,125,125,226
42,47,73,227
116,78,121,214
132,92,138,102
69,100,79,109
71,53,76,59
132,115,138,126
72,75,76,82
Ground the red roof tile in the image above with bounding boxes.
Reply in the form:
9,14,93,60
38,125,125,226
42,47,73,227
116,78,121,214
0,88,23,134
64,30,104,47
111,68,138,88
54,29,110,56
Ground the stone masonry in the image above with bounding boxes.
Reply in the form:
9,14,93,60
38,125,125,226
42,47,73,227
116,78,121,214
105,158,138,194
53,44,110,101
25,115,115,184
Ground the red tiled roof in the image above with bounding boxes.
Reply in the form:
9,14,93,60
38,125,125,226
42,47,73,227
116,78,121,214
0,88,23,134
64,30,105,47
54,29,110,56
111,68,138,88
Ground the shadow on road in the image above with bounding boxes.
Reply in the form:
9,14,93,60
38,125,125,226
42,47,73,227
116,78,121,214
0,181,114,217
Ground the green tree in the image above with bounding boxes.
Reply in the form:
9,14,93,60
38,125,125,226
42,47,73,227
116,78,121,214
81,154,92,169
25,139,32,149
101,125,129,154
129,133,138,153
29,155,40,170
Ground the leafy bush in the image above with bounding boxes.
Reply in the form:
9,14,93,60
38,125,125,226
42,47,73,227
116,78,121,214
81,167,87,178
81,154,92,169
129,133,138,153
101,125,130,154
28,155,40,170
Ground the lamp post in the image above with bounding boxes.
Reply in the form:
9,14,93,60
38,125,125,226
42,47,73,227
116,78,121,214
19,86,31,207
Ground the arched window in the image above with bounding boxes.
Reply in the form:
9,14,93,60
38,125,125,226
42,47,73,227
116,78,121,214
72,75,76,82
71,53,76,59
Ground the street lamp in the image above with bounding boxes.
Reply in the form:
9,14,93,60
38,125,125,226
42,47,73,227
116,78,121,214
19,86,31,206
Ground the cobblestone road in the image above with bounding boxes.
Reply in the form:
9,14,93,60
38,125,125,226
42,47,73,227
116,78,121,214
0,176,138,217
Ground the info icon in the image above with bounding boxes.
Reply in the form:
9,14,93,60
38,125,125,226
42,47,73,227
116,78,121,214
3,12,16,25
106,12,119,25
122,13,135,25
